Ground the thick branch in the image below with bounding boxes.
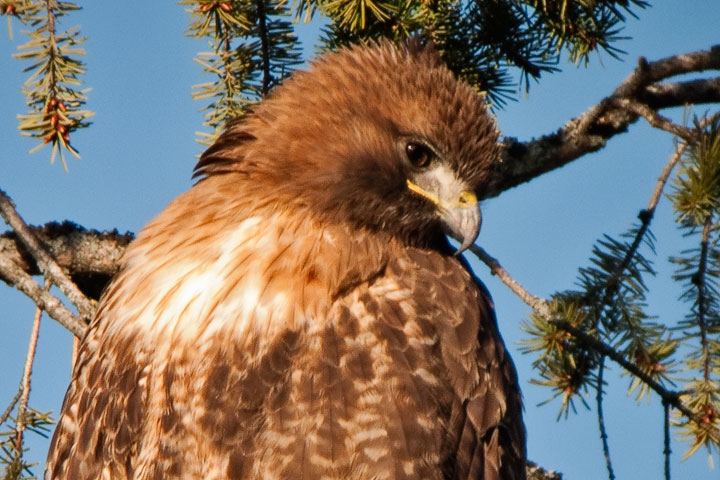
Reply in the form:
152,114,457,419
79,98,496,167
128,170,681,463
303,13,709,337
488,45,720,198
642,77,720,110
0,221,133,299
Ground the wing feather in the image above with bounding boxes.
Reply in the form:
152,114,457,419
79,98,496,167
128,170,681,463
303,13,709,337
45,332,150,479
453,274,527,480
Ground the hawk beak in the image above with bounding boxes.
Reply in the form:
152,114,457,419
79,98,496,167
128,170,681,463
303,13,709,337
407,179,481,255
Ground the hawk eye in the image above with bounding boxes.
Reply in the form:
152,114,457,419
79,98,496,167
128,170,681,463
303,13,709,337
405,142,433,168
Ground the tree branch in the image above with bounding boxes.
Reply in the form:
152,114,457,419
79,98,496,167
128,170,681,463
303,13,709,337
0,189,95,320
553,318,697,421
0,221,133,299
0,220,132,335
15,295,43,451
0,46,717,347
468,139,708,425
0,251,86,337
488,45,720,198
642,78,720,110
0,390,22,428
468,241,699,421
255,0,272,95
467,242,551,316
615,97,695,140
663,401,671,480
596,357,615,480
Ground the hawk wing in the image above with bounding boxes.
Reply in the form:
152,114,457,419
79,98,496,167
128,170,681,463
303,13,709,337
402,248,526,480
46,235,525,480
446,275,526,480
45,328,151,479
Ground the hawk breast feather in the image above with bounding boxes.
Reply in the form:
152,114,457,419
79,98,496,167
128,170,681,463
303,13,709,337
45,41,526,480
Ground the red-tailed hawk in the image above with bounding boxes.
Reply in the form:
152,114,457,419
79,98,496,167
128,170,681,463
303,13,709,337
46,41,526,479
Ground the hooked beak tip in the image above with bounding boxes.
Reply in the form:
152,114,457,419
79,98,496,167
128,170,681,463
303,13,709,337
443,204,481,256
454,236,476,256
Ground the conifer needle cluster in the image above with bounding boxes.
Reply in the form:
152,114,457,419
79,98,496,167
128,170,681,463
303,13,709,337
8,0,92,171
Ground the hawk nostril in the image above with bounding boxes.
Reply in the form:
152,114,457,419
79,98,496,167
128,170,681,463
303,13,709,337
457,191,476,206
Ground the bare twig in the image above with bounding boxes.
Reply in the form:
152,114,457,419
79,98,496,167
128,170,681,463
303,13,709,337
255,0,272,95
596,357,615,480
0,390,22,428
467,243,550,316
0,189,95,320
648,142,688,212
14,294,43,451
0,251,86,337
663,401,671,480
616,98,696,140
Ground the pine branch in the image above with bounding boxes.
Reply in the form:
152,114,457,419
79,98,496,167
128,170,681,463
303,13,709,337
579,209,654,319
469,242,699,422
553,319,695,420
13,0,92,169
184,1,255,146
696,216,713,383
184,0,301,145
469,136,709,424
525,0,649,66
518,141,692,409
667,116,720,457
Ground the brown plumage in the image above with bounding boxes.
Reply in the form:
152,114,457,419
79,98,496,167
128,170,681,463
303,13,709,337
46,41,526,479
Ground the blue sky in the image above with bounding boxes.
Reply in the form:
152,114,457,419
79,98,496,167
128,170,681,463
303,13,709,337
1,1,719,478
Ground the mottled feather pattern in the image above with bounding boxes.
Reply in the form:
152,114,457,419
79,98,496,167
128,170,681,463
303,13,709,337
46,40,525,479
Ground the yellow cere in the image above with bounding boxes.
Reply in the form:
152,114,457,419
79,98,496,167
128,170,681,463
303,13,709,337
456,191,477,208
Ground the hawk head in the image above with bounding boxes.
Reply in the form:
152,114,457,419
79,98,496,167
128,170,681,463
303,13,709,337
196,40,500,253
